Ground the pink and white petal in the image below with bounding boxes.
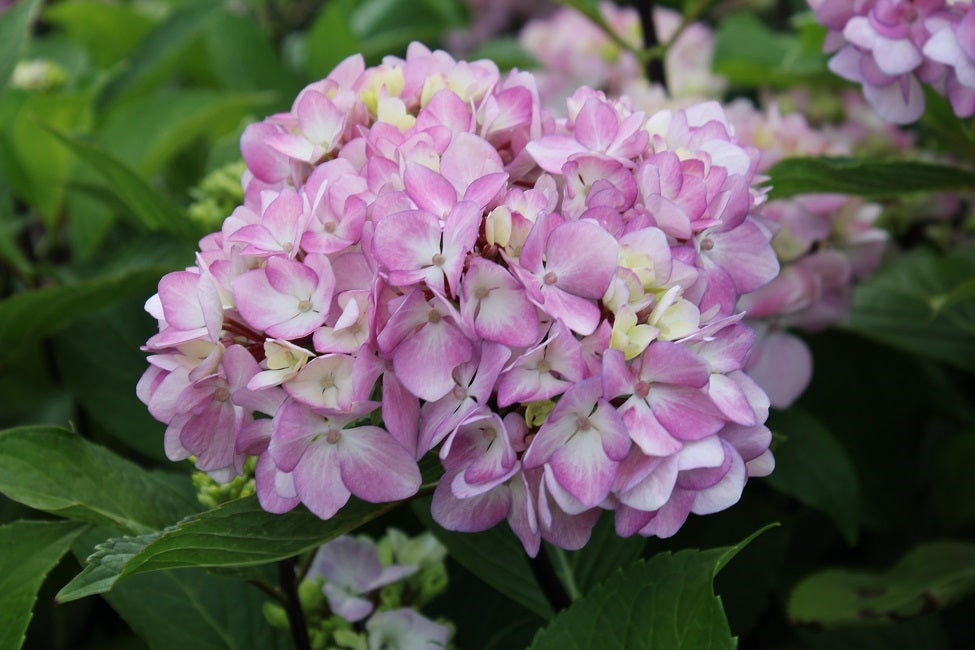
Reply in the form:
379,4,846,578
404,162,458,217
432,471,510,532
525,135,587,174
255,452,300,514
545,221,619,299
393,320,473,401
650,385,726,441
708,373,757,425
549,432,617,508
621,399,685,456
618,455,679,512
294,441,351,520
690,443,746,515
339,425,421,503
745,331,812,409
638,489,694,538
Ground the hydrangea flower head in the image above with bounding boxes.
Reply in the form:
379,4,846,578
140,43,778,555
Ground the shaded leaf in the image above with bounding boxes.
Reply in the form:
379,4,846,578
305,0,362,81
764,157,975,200
96,0,223,109
930,432,975,528
554,512,645,596
0,427,198,534
0,264,170,365
204,10,295,97
713,13,828,87
98,88,274,176
846,247,975,372
46,128,201,240
0,0,42,96
789,541,975,626
0,520,87,650
411,499,554,620
529,527,771,650
766,408,860,545
58,496,393,602
43,0,155,68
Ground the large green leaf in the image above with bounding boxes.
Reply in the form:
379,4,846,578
57,496,393,602
529,528,769,650
0,426,198,534
0,264,169,365
105,569,294,650
0,520,87,650
0,0,42,96
765,408,860,545
930,431,975,528
764,157,975,200
789,541,975,626
204,10,296,97
411,499,555,620
97,88,273,176
846,246,975,372
46,128,201,240
96,0,223,109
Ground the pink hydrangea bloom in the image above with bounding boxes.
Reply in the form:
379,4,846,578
140,44,779,554
808,0,975,122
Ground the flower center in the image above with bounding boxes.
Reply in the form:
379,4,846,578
700,237,714,251
543,271,558,285
297,299,314,313
213,386,231,402
474,286,490,300
575,415,592,431
635,380,651,399
325,429,342,444
431,253,446,267
428,309,442,324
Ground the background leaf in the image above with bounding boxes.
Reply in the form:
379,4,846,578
0,519,87,650
0,264,171,365
43,0,155,69
0,426,198,534
712,13,828,87
765,408,861,545
764,157,975,200
846,247,975,372
789,541,975,626
58,496,393,602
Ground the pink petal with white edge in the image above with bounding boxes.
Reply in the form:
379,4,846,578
392,315,473,402
338,425,421,503
545,220,619,299
432,470,510,532
255,452,300,514
294,441,351,519
690,442,746,515
863,76,925,124
525,135,586,174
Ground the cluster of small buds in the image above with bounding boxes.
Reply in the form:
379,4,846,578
138,43,778,555
519,2,726,114
265,531,450,650
724,99,889,407
808,0,975,123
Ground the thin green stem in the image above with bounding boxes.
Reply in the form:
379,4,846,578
546,545,583,602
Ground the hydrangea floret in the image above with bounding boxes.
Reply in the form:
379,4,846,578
139,43,778,555
807,0,975,123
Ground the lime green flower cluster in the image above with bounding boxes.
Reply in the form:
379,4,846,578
191,456,256,509
187,161,247,231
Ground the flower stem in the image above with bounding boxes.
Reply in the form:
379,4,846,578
633,0,668,90
529,546,573,612
279,557,312,650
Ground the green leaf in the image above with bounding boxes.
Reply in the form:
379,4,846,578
305,0,363,81
98,88,273,175
789,541,975,626
43,0,156,69
764,157,975,200
0,0,42,96
846,247,975,372
766,408,860,545
529,527,771,650
713,13,828,87
204,11,296,97
0,520,87,650
96,0,223,109
0,427,198,534
46,128,201,240
104,569,294,650
468,38,539,71
53,298,168,461
57,496,393,602
411,500,554,619
0,90,92,225
0,264,170,365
